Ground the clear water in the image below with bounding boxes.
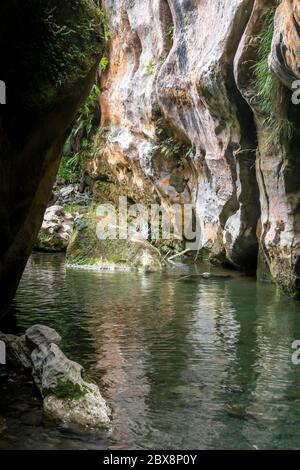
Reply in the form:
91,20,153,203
1,253,300,450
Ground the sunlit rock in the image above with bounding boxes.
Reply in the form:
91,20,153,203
35,206,75,253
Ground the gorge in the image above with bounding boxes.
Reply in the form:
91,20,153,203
1,0,300,452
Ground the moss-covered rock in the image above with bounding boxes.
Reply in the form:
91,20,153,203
35,206,74,253
66,213,164,272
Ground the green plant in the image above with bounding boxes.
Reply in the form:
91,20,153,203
58,84,102,183
100,56,109,70
98,7,112,42
154,115,192,169
146,59,155,75
51,379,88,401
253,1,294,145
166,23,174,39
42,5,101,90
160,138,193,169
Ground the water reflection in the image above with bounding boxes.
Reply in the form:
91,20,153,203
2,253,300,450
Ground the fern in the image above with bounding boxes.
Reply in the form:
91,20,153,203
253,1,294,145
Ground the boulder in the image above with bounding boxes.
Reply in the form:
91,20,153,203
35,206,75,252
66,213,164,272
44,383,111,430
25,325,62,350
0,332,32,371
0,326,111,431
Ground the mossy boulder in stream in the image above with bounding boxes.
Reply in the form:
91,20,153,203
66,213,164,272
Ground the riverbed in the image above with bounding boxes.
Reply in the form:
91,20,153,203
1,253,300,450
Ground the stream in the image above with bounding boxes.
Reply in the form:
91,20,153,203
1,253,300,450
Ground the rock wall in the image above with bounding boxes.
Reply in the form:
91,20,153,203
98,0,300,297
0,0,104,319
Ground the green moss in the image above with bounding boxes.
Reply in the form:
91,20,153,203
17,0,102,110
66,213,163,271
51,379,88,401
253,1,294,145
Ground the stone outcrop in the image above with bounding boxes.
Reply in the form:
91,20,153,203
0,0,104,319
0,325,111,431
94,0,300,297
35,206,75,253
99,0,260,272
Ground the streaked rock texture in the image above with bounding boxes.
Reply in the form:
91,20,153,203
235,0,300,297
0,0,103,318
97,0,300,297
100,0,260,271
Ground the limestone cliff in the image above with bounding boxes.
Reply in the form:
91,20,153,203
0,0,103,319
95,0,300,297
1,0,300,318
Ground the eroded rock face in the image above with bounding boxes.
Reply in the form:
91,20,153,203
235,0,300,297
0,0,103,318
100,0,260,271
97,0,300,296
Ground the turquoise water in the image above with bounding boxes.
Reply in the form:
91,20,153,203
1,253,300,450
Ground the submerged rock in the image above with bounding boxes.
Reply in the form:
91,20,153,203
35,206,75,253
0,326,111,432
178,273,232,282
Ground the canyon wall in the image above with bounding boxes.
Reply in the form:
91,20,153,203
1,0,300,319
98,0,300,297
0,0,103,319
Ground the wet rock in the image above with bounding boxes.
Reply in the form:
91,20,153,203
31,343,83,393
32,342,111,431
35,206,75,253
44,383,111,431
99,0,260,272
179,273,232,282
94,0,300,297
